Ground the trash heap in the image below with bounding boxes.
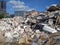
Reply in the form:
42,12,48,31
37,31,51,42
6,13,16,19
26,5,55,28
0,4,60,45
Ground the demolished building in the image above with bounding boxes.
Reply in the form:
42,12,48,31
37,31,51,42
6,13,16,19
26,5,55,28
0,4,60,45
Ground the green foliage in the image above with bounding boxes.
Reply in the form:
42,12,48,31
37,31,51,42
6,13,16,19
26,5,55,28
0,13,11,19
0,13,4,19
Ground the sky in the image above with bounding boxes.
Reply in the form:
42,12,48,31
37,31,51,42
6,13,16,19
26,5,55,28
5,0,60,14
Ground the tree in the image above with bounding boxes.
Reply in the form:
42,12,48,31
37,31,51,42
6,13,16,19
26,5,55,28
0,13,11,19
0,13,5,19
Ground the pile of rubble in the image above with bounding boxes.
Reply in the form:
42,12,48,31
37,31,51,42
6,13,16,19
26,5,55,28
0,4,60,45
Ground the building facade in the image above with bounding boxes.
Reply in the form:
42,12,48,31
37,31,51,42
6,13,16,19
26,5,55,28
0,1,6,13
15,11,27,16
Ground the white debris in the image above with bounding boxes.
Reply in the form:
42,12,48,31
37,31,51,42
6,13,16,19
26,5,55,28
43,25,57,33
5,30,13,42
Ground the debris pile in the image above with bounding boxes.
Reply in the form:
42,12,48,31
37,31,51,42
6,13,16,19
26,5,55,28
0,4,60,45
